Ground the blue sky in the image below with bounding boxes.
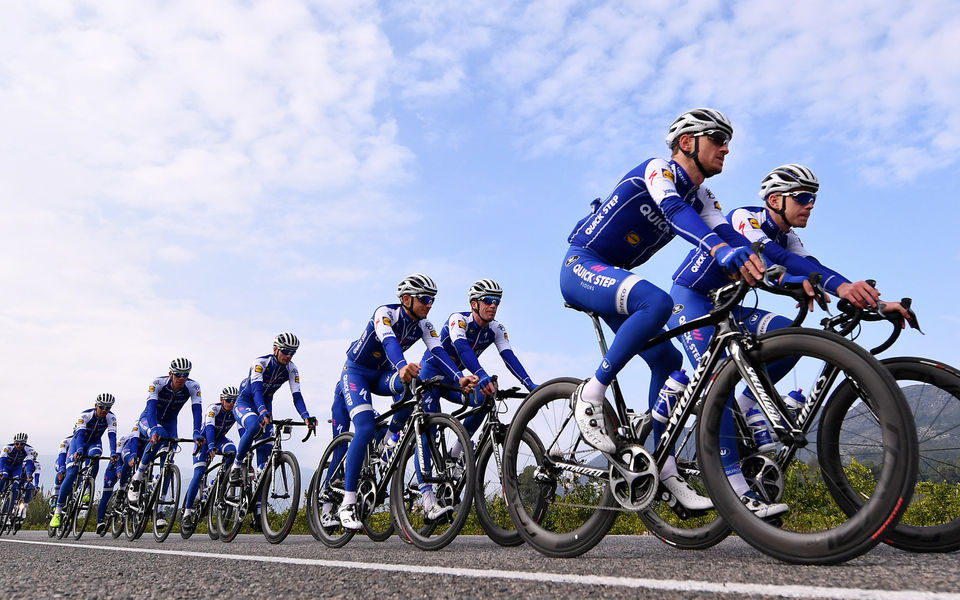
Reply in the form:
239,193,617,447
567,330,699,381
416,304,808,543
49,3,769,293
2,0,958,483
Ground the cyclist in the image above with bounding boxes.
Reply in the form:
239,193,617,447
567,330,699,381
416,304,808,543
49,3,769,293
95,422,141,535
324,274,478,530
669,163,910,515
562,108,764,511
128,358,203,509
420,278,538,456
0,433,38,521
49,393,118,528
182,386,239,532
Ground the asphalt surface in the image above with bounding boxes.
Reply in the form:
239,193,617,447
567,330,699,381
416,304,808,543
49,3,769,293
2,530,959,599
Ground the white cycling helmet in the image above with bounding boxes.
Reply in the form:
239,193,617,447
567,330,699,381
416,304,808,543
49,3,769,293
273,332,300,351
759,163,819,198
12,432,27,444
396,273,438,298
96,392,116,408
468,279,503,302
665,108,733,149
220,386,239,401
169,357,192,374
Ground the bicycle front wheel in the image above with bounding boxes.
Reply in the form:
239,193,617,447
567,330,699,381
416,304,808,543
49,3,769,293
501,377,619,558
308,432,357,548
475,427,548,547
152,465,181,543
71,478,95,540
698,329,918,565
260,451,301,544
390,414,475,551
109,495,124,539
829,356,960,553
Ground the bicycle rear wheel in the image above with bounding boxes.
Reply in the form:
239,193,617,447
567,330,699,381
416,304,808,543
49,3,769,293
260,451,301,544
218,476,248,543
828,356,960,553
501,377,620,558
206,474,224,541
475,427,548,547
308,432,357,548
390,414,475,551
71,479,95,540
109,495,124,539
152,465,181,543
698,329,918,565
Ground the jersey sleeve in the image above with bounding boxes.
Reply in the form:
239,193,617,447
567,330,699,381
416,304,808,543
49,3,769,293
491,323,537,390
107,412,118,455
287,363,310,419
374,307,408,369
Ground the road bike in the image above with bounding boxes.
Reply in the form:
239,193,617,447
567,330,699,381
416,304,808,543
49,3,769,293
216,419,311,544
53,455,112,541
125,437,193,542
447,377,549,547
180,449,233,540
0,477,30,536
308,376,476,551
501,266,918,564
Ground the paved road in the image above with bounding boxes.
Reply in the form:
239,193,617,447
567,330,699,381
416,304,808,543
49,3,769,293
2,530,959,599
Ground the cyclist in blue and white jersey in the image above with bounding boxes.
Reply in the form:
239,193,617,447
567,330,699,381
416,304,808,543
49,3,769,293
323,274,478,530
95,421,141,535
562,108,765,511
49,393,118,528
230,333,316,485
669,163,910,515
182,386,239,532
128,358,203,505
0,433,38,519
52,433,73,504
420,279,538,451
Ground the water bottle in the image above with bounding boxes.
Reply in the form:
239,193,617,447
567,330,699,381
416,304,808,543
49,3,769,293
652,370,689,423
784,389,806,419
381,431,399,462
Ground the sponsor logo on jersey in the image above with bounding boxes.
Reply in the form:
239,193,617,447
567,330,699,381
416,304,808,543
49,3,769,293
590,265,608,272
372,351,382,358
564,255,580,267
639,202,671,233
749,218,760,229
572,263,617,288
457,320,467,330
690,252,709,273
625,232,640,245
148,386,155,393
294,376,300,383
430,330,439,337
672,304,683,314
662,168,674,183
714,200,722,211
504,333,509,340
254,365,263,373
382,316,392,326
208,411,216,418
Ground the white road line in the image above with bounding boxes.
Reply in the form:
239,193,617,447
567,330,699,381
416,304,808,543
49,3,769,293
3,538,958,600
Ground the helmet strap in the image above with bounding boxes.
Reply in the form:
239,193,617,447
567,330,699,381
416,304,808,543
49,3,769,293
401,296,419,320
681,135,710,178
767,196,793,229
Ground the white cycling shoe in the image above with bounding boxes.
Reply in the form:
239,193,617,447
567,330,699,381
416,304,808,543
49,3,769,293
740,491,788,519
572,381,617,454
320,511,340,528
338,503,362,531
425,504,454,522
661,474,714,511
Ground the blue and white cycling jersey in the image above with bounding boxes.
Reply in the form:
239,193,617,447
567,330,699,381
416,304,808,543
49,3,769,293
346,304,451,374
138,375,203,436
566,159,739,269
425,312,535,391
673,205,850,296
55,435,72,474
0,444,38,476
203,403,237,451
236,354,308,419
69,408,118,456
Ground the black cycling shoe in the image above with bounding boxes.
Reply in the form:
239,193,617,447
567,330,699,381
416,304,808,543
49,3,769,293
250,515,263,533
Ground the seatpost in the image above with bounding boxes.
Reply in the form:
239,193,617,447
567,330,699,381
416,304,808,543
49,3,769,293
587,312,628,417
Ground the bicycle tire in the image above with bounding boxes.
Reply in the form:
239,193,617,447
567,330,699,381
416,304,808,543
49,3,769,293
697,328,918,565
308,432,357,547
71,478,95,540
825,356,960,553
152,464,181,543
475,427,548,547
0,489,12,536
180,494,200,540
260,451,301,544
501,377,620,558
206,473,224,541
218,466,249,543
109,494,124,539
390,413,476,551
